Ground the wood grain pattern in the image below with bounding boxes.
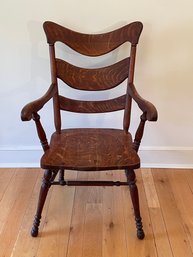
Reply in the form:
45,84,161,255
11,170,53,257
102,171,128,257
167,169,193,253
59,95,126,113
0,169,38,257
0,169,15,202
43,21,143,56
36,172,77,257
141,168,160,208
141,168,173,257
152,169,193,257
0,170,36,234
121,170,158,257
20,21,158,242
82,203,103,257
66,172,89,257
41,128,140,171
56,58,130,90
2,168,193,257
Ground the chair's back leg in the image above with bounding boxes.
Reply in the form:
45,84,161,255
59,169,65,185
125,169,145,239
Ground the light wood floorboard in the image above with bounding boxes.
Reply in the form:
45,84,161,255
0,168,193,257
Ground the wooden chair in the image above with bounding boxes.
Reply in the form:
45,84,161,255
21,21,158,239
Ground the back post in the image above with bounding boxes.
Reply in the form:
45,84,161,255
123,44,137,132
49,44,61,133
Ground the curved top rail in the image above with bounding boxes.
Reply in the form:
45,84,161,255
43,21,143,56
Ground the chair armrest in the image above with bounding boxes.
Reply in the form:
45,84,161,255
128,83,158,121
21,83,57,121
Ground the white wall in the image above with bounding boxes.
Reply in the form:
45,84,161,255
0,0,193,167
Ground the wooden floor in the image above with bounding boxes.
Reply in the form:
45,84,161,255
0,168,193,257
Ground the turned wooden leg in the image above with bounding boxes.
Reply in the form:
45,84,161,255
31,169,53,237
125,169,145,240
58,169,65,185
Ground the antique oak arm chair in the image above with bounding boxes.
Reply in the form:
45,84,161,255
21,21,157,239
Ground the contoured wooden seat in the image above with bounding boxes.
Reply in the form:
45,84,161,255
41,128,140,171
21,21,158,239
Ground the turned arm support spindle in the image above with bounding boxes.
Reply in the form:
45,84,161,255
32,112,49,152
133,113,147,152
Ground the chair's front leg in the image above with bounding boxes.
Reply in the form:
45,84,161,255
125,169,145,239
31,169,54,237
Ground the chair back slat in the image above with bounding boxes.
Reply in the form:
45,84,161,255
59,95,126,113
44,21,143,56
44,21,143,131
56,58,130,91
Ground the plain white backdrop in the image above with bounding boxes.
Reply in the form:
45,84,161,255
0,0,193,167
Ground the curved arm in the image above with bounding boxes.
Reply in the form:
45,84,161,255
128,83,158,121
21,83,57,121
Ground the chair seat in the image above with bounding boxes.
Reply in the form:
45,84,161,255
41,128,140,171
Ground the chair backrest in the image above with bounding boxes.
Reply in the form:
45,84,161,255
43,21,143,133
